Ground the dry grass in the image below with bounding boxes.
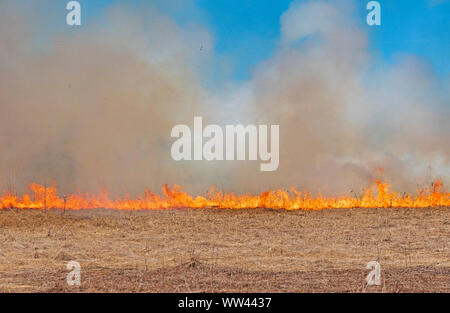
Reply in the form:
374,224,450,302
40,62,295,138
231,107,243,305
0,207,449,292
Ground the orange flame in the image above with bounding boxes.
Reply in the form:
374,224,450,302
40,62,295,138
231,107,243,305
1,179,449,210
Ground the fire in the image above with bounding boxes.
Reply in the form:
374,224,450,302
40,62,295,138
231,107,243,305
0,179,449,210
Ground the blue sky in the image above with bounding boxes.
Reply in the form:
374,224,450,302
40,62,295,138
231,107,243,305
81,0,449,81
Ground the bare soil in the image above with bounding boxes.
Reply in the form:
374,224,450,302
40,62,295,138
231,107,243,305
0,207,449,292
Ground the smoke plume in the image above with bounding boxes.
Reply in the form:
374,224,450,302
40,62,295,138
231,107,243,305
0,0,448,196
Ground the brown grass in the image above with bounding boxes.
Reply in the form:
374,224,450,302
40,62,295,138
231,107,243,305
0,207,449,292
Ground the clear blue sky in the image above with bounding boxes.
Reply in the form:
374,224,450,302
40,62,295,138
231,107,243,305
81,0,449,81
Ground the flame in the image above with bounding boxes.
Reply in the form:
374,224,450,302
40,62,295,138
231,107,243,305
0,178,449,210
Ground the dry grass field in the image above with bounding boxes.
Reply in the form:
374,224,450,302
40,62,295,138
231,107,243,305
0,207,449,292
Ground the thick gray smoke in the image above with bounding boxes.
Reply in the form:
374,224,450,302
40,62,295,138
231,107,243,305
227,0,450,194
0,0,448,196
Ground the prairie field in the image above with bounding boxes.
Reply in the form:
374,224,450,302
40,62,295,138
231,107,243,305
0,207,449,292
